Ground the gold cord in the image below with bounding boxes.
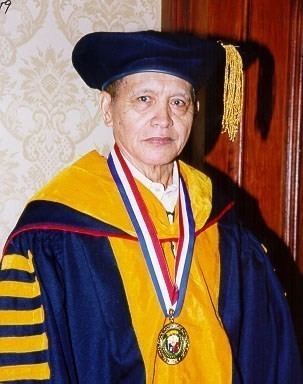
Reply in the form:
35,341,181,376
220,43,244,141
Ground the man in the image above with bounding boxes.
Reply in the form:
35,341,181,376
0,30,301,383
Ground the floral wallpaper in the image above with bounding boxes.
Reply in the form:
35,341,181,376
0,0,161,251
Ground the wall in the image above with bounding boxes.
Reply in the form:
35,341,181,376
0,0,161,251
162,0,303,266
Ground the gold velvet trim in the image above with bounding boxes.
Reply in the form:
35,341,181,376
0,279,40,298
32,151,136,237
1,251,34,273
31,151,213,237
0,332,48,353
0,307,44,326
109,221,232,383
0,362,50,381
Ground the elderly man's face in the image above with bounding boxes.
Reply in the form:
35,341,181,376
101,72,195,171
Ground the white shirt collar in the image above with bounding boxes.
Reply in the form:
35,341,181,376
122,154,179,214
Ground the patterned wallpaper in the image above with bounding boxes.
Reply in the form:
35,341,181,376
0,0,161,251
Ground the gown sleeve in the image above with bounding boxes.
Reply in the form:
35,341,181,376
219,224,303,383
0,245,51,381
0,229,79,383
0,227,145,384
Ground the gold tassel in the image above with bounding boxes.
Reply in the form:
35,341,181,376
220,43,244,141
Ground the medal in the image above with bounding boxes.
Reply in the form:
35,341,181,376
157,309,189,365
108,145,195,364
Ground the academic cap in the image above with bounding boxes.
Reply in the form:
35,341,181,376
72,30,226,91
72,30,243,141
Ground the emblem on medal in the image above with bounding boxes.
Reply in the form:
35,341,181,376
157,321,190,365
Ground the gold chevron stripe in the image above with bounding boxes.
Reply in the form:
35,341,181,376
0,279,40,298
0,332,48,353
1,251,34,273
0,307,44,325
0,362,50,381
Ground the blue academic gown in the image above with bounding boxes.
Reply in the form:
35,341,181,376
0,187,302,383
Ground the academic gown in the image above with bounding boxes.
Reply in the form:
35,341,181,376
0,151,302,383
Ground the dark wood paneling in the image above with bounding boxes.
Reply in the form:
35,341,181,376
207,0,248,38
242,0,292,236
161,0,303,268
286,0,303,270
162,0,303,354
203,1,247,188
162,0,208,33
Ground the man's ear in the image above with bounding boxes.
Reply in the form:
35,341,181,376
100,91,113,127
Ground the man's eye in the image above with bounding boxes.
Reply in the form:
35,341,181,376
171,99,186,107
137,96,150,102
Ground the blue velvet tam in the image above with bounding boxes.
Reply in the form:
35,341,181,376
72,30,225,91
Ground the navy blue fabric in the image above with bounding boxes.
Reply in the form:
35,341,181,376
0,350,48,370
0,295,41,311
72,30,224,90
0,268,35,283
0,323,45,337
14,200,125,236
2,199,302,382
6,227,145,383
218,208,303,383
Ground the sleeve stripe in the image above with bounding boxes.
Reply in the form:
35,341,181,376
1,252,34,273
0,296,42,311
0,332,48,353
0,324,44,338
0,350,47,368
0,280,41,298
0,307,44,326
0,252,51,381
0,362,50,381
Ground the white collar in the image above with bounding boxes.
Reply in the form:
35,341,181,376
121,154,179,214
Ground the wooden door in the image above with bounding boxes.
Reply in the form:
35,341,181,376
162,0,303,348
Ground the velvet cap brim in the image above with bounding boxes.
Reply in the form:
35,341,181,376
72,30,225,91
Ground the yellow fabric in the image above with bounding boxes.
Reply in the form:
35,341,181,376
0,362,50,381
0,252,50,381
1,251,34,273
32,151,212,238
110,193,232,384
30,151,232,383
0,279,40,298
0,307,44,326
32,151,136,237
0,252,40,298
0,333,48,353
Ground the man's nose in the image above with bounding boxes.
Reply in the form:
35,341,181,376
151,102,173,128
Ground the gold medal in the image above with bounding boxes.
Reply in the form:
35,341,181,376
157,320,189,365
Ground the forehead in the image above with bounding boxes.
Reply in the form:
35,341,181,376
119,72,193,93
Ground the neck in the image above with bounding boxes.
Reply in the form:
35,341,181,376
140,164,173,189
120,151,174,189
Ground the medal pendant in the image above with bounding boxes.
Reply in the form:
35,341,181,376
157,321,189,365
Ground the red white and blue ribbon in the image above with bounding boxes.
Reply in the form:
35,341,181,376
107,144,195,317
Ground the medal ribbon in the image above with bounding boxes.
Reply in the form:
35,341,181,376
108,145,195,317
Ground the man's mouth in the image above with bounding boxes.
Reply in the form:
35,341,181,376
144,137,173,144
